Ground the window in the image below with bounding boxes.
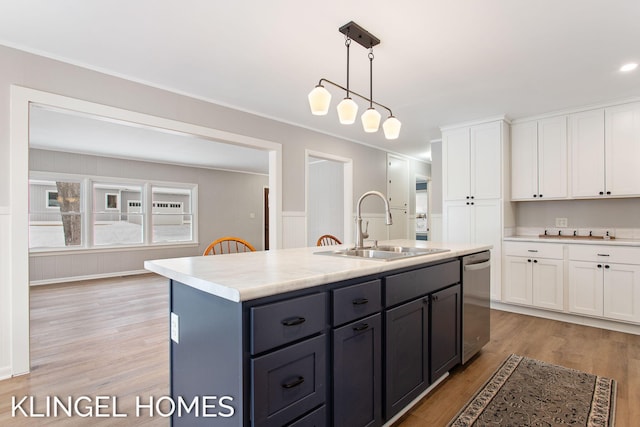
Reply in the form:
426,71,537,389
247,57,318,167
105,193,119,209
30,179,83,248
152,186,193,243
29,174,197,251
93,183,143,246
46,190,60,208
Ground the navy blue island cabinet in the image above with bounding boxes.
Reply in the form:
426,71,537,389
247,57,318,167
168,258,461,427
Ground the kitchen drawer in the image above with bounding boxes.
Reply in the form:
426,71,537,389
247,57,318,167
332,279,381,326
568,244,640,264
286,405,326,427
503,241,563,259
251,293,327,355
251,334,327,427
385,260,460,307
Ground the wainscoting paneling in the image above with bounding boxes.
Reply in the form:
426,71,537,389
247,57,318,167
0,211,11,378
282,211,306,249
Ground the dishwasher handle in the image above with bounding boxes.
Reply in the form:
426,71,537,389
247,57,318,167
464,260,491,271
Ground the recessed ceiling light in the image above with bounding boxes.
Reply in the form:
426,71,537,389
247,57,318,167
620,63,638,72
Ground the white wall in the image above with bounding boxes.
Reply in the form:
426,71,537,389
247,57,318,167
307,158,344,245
0,44,429,378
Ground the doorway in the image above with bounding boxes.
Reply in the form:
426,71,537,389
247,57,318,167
305,150,353,246
8,86,283,376
415,176,430,240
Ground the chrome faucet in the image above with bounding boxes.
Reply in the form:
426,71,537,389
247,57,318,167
355,191,393,249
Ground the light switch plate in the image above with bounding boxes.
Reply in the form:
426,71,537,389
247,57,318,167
170,312,179,343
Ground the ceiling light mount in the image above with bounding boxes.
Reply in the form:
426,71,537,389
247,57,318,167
338,21,380,49
308,21,401,140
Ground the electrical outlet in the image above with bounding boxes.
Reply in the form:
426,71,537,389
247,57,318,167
171,312,179,343
555,218,568,227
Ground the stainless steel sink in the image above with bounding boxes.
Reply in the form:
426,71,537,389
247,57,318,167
315,246,450,261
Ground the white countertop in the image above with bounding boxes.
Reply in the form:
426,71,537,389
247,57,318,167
144,240,490,302
504,235,640,247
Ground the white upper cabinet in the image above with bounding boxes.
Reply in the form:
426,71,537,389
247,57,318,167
442,127,471,201
570,102,640,198
470,122,503,200
511,116,567,200
605,102,640,197
569,109,605,197
443,121,502,201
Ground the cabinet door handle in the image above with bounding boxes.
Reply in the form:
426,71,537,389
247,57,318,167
597,264,602,268
533,260,538,263
281,316,306,326
527,249,538,252
528,259,532,262
539,194,543,198
605,265,610,269
352,298,369,305
533,194,537,198
597,254,610,257
599,191,604,195
423,298,430,304
606,191,611,195
281,376,305,389
352,323,369,332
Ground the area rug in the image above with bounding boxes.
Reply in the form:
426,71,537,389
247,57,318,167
448,354,616,426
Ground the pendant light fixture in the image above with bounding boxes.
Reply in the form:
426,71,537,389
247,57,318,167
308,21,401,140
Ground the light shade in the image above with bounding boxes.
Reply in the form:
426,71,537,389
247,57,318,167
308,85,332,115
336,97,359,124
383,116,402,140
361,108,381,132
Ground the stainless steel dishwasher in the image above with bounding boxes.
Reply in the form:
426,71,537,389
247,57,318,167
461,251,491,363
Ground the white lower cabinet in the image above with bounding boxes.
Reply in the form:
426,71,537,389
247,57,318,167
503,242,563,311
567,244,640,323
568,260,640,323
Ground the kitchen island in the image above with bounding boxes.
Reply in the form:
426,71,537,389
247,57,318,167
145,240,491,427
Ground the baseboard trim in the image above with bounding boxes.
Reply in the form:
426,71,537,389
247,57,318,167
491,301,640,335
29,269,150,286
382,372,449,426
0,365,12,380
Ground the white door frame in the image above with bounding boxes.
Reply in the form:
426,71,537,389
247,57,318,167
304,150,353,246
7,85,283,376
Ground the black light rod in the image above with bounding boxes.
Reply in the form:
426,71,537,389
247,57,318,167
317,78,393,116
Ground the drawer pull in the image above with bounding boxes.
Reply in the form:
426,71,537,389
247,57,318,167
597,254,610,257
352,323,369,332
281,376,305,389
281,316,306,327
527,249,538,252
352,298,369,305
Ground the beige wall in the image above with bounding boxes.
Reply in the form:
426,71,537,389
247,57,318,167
0,44,429,378
29,149,269,283
515,199,640,229
0,44,429,213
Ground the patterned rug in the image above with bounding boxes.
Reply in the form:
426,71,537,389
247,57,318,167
448,354,617,426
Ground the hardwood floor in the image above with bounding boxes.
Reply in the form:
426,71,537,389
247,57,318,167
1,275,638,426
398,310,640,426
0,274,170,426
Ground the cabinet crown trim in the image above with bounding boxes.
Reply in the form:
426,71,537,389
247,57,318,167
440,115,510,131
510,97,640,125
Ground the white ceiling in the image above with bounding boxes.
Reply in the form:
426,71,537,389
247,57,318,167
29,106,270,174
2,0,640,164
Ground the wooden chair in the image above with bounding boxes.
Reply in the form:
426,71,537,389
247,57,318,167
203,237,256,255
316,234,342,246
